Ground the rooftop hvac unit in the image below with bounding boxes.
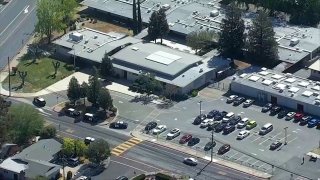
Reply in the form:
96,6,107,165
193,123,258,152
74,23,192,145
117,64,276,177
199,68,203,73
285,73,292,77
261,67,267,71
313,92,319,96
210,10,219,17
291,93,294,97
290,38,299,46
156,3,160,7
84,39,89,44
161,4,171,10
279,89,283,93
147,9,151,13
69,32,83,42
93,35,98,39
131,47,139,51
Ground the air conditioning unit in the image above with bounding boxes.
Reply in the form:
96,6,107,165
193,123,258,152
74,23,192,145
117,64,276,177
290,93,294,97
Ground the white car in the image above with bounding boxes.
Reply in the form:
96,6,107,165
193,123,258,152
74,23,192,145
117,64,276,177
84,137,95,144
237,118,249,129
285,112,296,120
226,95,238,103
153,125,167,135
183,157,198,166
166,128,181,139
237,130,250,140
200,119,212,128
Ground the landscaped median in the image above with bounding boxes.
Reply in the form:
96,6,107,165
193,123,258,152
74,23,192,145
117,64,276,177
2,56,73,93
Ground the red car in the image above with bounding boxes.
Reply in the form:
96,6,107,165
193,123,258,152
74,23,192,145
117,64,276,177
294,113,304,122
179,134,192,144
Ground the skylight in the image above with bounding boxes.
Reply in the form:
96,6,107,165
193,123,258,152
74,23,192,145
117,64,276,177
249,75,260,82
298,81,309,87
302,91,313,97
258,71,270,76
262,79,273,86
145,51,181,65
271,74,283,80
288,87,299,93
285,78,296,83
312,86,320,91
275,83,286,90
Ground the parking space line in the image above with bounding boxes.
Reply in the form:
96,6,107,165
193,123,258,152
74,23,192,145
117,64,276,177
258,163,266,169
229,152,239,159
251,136,262,142
271,132,283,139
235,155,246,161
251,160,260,166
278,134,292,141
243,157,252,163
259,137,272,145
288,137,298,144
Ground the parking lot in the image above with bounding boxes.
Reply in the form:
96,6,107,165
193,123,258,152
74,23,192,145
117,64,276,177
134,93,320,175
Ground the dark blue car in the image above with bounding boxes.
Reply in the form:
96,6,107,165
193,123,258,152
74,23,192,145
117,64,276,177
307,119,320,128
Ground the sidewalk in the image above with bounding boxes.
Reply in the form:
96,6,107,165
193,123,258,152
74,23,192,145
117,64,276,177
132,130,272,179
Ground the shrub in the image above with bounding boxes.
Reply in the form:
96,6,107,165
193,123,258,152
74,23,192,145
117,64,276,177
191,89,198,97
66,171,72,180
40,125,57,139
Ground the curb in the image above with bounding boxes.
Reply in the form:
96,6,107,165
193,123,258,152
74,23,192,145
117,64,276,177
130,131,271,179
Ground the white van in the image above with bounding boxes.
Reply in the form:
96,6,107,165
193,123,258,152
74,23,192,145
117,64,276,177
237,118,249,128
222,112,235,123
259,123,273,135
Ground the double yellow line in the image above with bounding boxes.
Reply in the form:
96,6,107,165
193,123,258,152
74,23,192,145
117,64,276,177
111,137,143,156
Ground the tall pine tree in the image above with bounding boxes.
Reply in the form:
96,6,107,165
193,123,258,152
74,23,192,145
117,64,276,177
148,11,160,42
137,0,142,32
158,8,169,44
218,3,245,59
67,76,81,104
132,0,138,35
247,11,278,66
87,68,101,106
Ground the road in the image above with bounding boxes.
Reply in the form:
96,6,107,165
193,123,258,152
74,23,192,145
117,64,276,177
0,0,37,68
6,97,264,180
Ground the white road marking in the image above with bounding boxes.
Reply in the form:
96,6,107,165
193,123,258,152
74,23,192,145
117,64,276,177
37,108,52,116
292,131,298,133
258,163,266,168
272,132,283,139
288,137,298,143
0,5,29,36
251,153,257,156
203,156,218,162
296,128,302,131
156,119,161,122
110,160,147,173
118,101,123,103
251,136,262,142
251,160,260,166
259,138,271,145
235,155,246,161
134,120,139,122
229,152,239,159
244,158,252,163
259,149,265,152
24,5,29,14
174,118,178,121
278,134,292,142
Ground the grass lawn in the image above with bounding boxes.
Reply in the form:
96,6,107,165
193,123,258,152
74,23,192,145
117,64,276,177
311,147,320,155
3,57,73,93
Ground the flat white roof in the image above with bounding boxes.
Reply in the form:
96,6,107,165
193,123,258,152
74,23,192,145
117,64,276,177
262,79,273,86
145,51,181,65
240,73,248,78
312,85,320,91
284,78,296,83
249,75,260,82
258,71,270,76
288,87,300,93
302,90,313,97
275,83,286,90
308,59,320,71
298,81,309,87
271,74,283,80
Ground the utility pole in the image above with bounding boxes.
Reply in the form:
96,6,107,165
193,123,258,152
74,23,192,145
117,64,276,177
72,44,76,71
284,127,288,145
211,128,214,162
199,100,202,116
8,57,11,96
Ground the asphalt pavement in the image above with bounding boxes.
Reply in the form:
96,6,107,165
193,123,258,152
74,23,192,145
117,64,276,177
0,0,36,68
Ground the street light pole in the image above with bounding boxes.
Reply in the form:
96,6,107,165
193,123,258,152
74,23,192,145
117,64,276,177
211,129,214,162
284,127,288,145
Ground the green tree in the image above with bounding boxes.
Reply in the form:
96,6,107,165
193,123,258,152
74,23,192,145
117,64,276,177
62,138,75,157
67,76,81,104
35,0,62,43
87,139,110,165
98,88,113,111
40,125,57,139
99,54,114,78
247,11,278,66
187,31,218,54
218,3,245,59
0,97,11,144
87,68,101,106
74,139,88,156
158,8,170,44
80,82,88,105
60,0,77,34
148,10,160,42
8,104,44,144
131,73,163,95
137,0,143,32
132,0,138,35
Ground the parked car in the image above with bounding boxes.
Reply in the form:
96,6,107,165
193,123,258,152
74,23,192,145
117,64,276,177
207,110,219,119
218,144,231,154
261,103,273,112
83,113,98,122
215,123,228,132
179,134,192,144
269,141,282,150
193,114,207,125
259,123,273,135
246,121,257,130
293,113,304,122
226,95,238,103
214,111,228,121
237,130,250,140
84,137,95,145
67,157,80,167
207,121,220,131
183,157,198,166
243,99,254,107
109,121,128,129
188,137,200,146
277,109,288,119
237,118,249,129
116,176,129,180
145,121,157,131
233,97,246,106
197,114,207,121
300,116,312,125
223,125,235,134
270,106,281,115
222,112,235,123
200,119,212,128
166,128,181,140
65,108,81,117
308,119,320,128
33,97,46,107
285,112,296,121
153,125,167,135
228,116,241,126
204,141,216,151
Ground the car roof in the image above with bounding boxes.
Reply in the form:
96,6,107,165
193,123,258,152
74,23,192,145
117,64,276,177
37,97,45,101
248,120,256,123
85,113,93,116
68,108,75,111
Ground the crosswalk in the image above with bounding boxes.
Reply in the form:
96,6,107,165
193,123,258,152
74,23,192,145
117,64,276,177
111,137,143,156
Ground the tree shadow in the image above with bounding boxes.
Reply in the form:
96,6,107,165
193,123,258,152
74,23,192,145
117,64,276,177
46,74,57,79
12,84,23,91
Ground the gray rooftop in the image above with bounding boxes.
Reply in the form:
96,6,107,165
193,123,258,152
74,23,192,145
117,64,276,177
24,159,61,179
111,41,203,77
232,67,320,105
13,139,62,162
53,28,139,63
82,0,320,64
